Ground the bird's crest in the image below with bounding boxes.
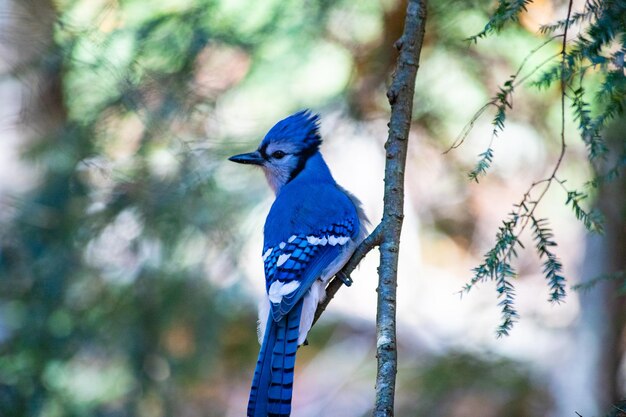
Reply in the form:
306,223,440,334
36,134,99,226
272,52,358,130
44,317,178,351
261,110,321,153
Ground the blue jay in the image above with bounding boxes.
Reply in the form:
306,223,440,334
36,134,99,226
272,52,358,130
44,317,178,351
229,110,367,417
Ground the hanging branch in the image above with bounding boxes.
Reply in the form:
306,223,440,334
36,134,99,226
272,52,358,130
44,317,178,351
458,0,579,336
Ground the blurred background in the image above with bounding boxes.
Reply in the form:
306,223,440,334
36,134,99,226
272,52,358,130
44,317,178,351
0,0,624,416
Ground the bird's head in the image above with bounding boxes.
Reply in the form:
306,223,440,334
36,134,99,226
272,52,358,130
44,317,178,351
229,110,322,193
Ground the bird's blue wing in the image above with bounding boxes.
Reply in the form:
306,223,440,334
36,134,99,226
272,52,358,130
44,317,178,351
263,219,356,322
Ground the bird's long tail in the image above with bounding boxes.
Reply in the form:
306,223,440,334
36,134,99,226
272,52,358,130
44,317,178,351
248,299,303,417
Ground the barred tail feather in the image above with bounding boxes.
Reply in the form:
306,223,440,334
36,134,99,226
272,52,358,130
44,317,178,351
248,299,303,417
248,315,274,416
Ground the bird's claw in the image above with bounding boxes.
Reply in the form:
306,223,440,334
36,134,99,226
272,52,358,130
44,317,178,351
338,272,353,287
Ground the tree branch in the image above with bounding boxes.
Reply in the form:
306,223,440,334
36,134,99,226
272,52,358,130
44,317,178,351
312,223,383,326
374,0,427,416
310,2,427,415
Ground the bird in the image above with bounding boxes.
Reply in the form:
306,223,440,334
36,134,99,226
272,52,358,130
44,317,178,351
229,110,367,417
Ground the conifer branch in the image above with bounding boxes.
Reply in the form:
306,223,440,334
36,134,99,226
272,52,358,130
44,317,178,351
445,36,562,154
458,0,584,335
467,0,533,42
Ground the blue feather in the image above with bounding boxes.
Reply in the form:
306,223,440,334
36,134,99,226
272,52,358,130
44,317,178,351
248,300,303,417
261,110,321,152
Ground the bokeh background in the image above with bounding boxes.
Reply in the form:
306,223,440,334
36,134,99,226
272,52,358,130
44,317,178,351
0,0,624,416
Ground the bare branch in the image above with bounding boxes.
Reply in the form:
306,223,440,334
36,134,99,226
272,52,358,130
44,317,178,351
309,2,428,414
374,0,427,415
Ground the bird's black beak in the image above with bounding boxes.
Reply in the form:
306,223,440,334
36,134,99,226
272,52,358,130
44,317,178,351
228,151,265,166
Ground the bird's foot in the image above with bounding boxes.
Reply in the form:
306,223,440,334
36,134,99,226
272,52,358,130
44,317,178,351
337,272,353,287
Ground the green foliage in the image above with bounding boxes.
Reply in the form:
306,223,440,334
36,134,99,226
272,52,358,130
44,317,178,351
462,193,573,335
531,63,562,90
541,0,626,161
469,147,494,182
565,190,605,233
539,1,598,34
451,38,557,179
467,76,514,181
468,0,533,42
0,0,342,415
492,80,512,135
463,210,522,337
571,85,608,161
457,0,626,335
586,150,626,187
530,217,566,302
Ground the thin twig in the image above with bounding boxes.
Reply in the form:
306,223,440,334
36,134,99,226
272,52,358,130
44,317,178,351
513,34,563,82
506,0,573,246
514,52,561,86
444,35,563,154
492,0,573,281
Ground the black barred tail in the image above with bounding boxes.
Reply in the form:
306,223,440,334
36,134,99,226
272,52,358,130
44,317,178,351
248,299,303,417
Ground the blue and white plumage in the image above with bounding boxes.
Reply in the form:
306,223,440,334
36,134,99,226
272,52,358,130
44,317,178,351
229,110,367,417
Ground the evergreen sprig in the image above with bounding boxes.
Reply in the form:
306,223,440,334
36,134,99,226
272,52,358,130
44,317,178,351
536,0,625,147
549,1,626,151
493,76,515,136
586,151,626,188
447,38,560,156
530,217,566,303
531,64,562,90
539,1,599,34
571,86,608,161
468,0,533,42
464,209,524,337
594,70,626,127
454,0,626,335
469,148,494,182
467,76,515,181
565,190,605,233
495,263,519,337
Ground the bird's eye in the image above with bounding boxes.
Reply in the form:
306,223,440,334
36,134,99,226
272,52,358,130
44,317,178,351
272,150,286,159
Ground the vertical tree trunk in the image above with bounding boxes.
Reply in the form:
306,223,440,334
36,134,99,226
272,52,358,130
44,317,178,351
374,1,427,415
556,120,626,416
595,120,626,409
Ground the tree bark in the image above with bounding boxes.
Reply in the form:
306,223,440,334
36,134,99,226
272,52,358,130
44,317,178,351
555,119,626,417
311,1,427,414
374,1,427,415
593,120,626,410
